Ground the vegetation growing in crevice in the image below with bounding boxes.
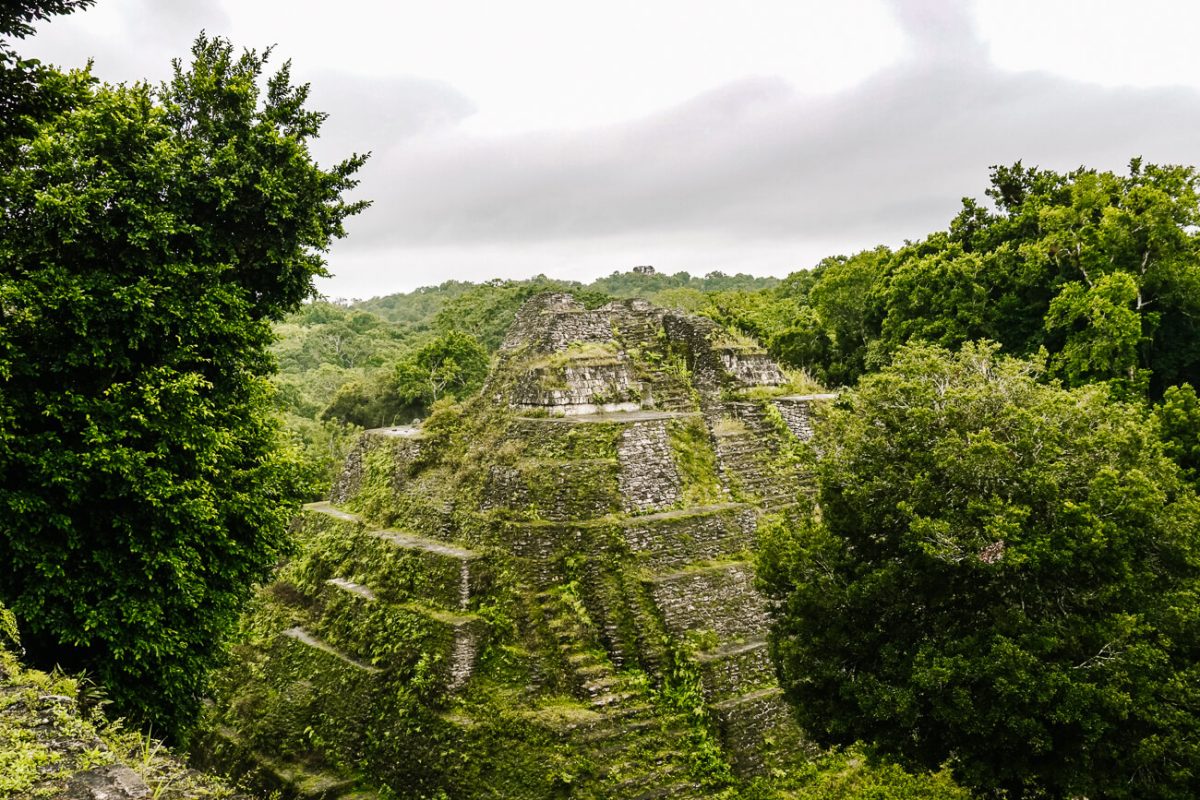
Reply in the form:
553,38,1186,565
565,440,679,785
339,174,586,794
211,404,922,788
668,417,725,507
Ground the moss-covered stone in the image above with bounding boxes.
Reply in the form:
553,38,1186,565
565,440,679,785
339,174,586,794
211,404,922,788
0,647,244,799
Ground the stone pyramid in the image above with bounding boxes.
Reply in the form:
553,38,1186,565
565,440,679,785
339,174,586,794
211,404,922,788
198,293,835,799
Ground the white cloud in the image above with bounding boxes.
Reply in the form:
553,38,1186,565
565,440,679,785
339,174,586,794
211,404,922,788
976,0,1200,90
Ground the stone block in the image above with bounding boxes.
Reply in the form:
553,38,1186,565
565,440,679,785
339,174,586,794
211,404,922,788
771,394,838,442
713,688,810,776
331,428,427,505
511,361,642,415
621,504,756,571
696,638,776,701
644,562,769,641
617,418,682,513
717,349,787,387
483,458,621,521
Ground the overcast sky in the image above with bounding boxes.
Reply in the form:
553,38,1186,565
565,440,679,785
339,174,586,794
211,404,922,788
22,0,1200,299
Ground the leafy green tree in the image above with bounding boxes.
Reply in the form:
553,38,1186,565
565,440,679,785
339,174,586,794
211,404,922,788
899,161,1200,396
0,1,95,150
718,161,1200,394
808,248,890,383
322,373,414,429
759,342,1200,799
0,35,365,733
394,331,489,408
1044,271,1148,394
1157,383,1200,482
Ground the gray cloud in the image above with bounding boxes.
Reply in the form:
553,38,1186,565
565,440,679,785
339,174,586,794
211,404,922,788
335,56,1200,261
304,71,476,167
889,0,986,64
19,0,1200,294
22,0,230,83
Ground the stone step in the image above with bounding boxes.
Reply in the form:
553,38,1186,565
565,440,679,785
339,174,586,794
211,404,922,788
589,690,636,708
610,764,687,795
326,577,377,601
533,588,633,706
516,409,698,425
711,687,810,776
713,442,770,458
251,746,362,800
696,637,776,701
622,504,757,571
281,627,381,674
304,501,361,523
302,503,482,611
371,529,477,561
366,530,479,611
575,662,612,679
583,675,622,696
631,779,706,800
578,714,662,744
304,502,479,563
294,592,484,692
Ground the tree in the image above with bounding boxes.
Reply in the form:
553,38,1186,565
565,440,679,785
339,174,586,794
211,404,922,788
759,342,1200,799
0,1,95,150
0,34,366,734
1157,383,1200,483
809,248,890,384
394,331,489,408
1043,271,1148,394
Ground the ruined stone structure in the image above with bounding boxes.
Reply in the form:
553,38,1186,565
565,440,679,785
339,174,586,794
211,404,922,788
200,294,835,799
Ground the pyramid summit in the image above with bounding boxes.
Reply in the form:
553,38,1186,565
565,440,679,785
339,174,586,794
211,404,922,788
199,293,835,798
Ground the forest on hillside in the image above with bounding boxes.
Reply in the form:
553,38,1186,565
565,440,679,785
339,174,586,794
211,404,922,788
275,269,781,493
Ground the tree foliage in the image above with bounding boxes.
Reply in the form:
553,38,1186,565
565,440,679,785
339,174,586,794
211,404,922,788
394,330,489,408
759,343,1200,799
1157,383,1200,483
0,34,365,733
720,160,1200,398
0,1,95,149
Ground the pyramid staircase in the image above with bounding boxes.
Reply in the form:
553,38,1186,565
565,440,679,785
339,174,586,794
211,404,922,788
201,294,831,798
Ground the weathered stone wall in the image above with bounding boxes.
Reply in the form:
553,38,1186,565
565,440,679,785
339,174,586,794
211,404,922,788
718,349,787,387
621,505,756,571
644,563,770,640
510,361,641,415
500,520,594,585
772,394,838,441
481,458,621,521
713,689,812,775
617,418,682,512
607,301,667,352
660,313,728,394
697,640,775,701
500,293,613,354
330,426,425,505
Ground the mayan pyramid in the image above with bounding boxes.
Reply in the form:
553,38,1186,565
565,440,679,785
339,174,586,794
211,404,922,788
199,293,835,799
